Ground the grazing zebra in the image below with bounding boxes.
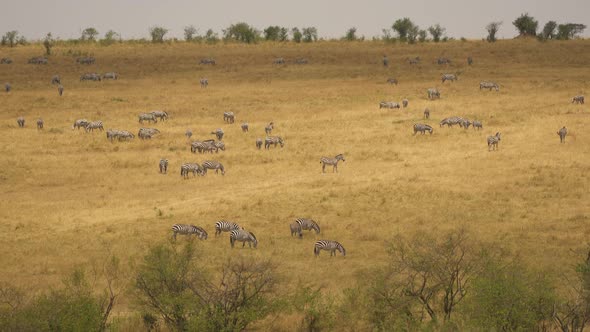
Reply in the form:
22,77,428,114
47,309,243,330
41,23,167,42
241,122,249,132
138,127,160,139
76,57,96,65
73,119,89,130
200,78,208,88
467,57,473,65
185,129,192,139
85,121,104,132
557,126,567,143
274,57,285,65
461,119,472,129
51,75,61,85
214,220,242,236
487,132,501,151
402,99,409,108
256,138,263,149
17,117,25,128
472,120,483,130
58,84,64,96
295,218,321,234
572,95,585,104
190,140,215,153
230,229,258,248
0,57,12,64
441,74,458,83
379,101,400,109
413,124,433,135
386,78,398,85
314,240,346,257
407,56,420,64
180,163,203,178
139,113,157,124
213,141,225,152
102,72,118,80
439,116,464,128
290,222,303,238
80,73,101,81
265,136,284,149
150,110,168,122
199,58,216,65
116,130,135,141
437,57,451,65
28,57,48,64
159,159,168,174
320,154,345,173
265,122,274,135
211,128,224,140
5,83,11,92
106,129,117,141
424,108,430,119
480,81,499,91
36,118,44,130
172,224,208,240
382,55,389,67
294,58,308,64
202,160,225,175
427,88,440,100
223,112,235,124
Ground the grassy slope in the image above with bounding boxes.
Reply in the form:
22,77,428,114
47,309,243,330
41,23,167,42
0,39,589,324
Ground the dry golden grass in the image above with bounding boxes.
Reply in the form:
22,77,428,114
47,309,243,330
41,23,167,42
0,39,589,325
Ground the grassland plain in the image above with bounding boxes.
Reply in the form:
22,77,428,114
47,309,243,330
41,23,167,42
0,39,589,327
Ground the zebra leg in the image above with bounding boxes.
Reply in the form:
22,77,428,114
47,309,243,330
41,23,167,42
322,163,325,173
334,165,337,173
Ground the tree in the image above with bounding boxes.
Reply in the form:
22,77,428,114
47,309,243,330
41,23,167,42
292,286,336,331
552,249,590,332
344,27,358,41
392,18,417,42
513,13,538,36
540,21,558,40
149,26,168,43
81,27,99,41
291,27,302,43
381,29,395,43
486,21,502,42
2,31,19,47
264,26,281,41
43,33,54,55
302,27,318,42
418,30,427,42
223,22,259,43
428,24,446,42
204,29,219,44
278,27,289,41
407,24,420,44
557,23,587,40
100,30,120,46
184,25,198,41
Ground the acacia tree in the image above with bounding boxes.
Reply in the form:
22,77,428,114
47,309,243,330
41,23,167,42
428,24,446,42
418,30,427,42
291,28,302,43
486,21,502,42
43,33,54,55
392,18,417,42
302,27,318,42
223,22,259,43
2,31,19,47
184,25,198,41
557,23,587,40
540,21,558,40
344,27,358,41
149,26,168,43
513,13,538,36
81,27,99,41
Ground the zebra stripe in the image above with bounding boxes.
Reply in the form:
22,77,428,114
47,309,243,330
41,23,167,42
314,240,346,257
215,220,242,236
223,112,235,124
150,111,168,121
424,108,430,119
557,127,567,143
572,95,585,104
230,229,258,248
0,58,12,64
172,224,207,240
200,78,208,88
461,119,472,129
51,75,61,85
295,218,321,234
80,73,101,81
274,57,285,65
386,78,398,85
407,57,420,64
17,117,25,128
106,129,134,141
191,140,215,154
28,57,48,64
265,136,284,149
199,58,216,65
437,57,451,65
294,58,308,64
480,81,499,91
379,101,400,109
265,122,274,135
441,74,458,83
382,55,389,67
202,160,225,175
427,88,440,100
58,85,64,96
439,117,464,128
320,154,345,173
290,222,303,238
5,83,11,92
472,120,483,130
402,99,409,108
256,138,263,149
413,124,433,135
211,128,224,140
36,118,44,130
139,113,157,124
102,72,118,80
85,121,104,132
487,132,501,151
180,163,203,178
73,119,89,130
159,159,168,174
185,129,193,138
241,123,249,132
76,57,96,65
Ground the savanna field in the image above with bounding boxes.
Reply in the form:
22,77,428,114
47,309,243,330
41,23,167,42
1,39,590,329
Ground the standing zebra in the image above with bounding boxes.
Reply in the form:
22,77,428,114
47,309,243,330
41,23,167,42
80,73,101,81
171,224,208,240
51,75,61,85
413,124,433,135
274,57,285,65
424,108,430,119
427,88,440,100
265,122,274,135
159,159,168,174
230,229,258,248
480,81,499,91
320,154,345,173
387,78,398,85
382,55,389,67
85,121,104,132
379,101,400,109
102,72,118,80
185,129,192,139
138,127,160,139
290,222,303,238
17,117,25,128
437,57,451,65
572,95,585,104
180,163,203,178
402,99,409,108
472,120,483,130
487,132,501,151
73,119,89,130
150,111,169,121
58,84,64,96
214,220,242,236
256,138,263,149
441,74,458,83
295,218,321,234
200,78,208,88
211,128,224,140
223,112,235,124
241,122,249,132
407,57,420,65
461,119,472,129
467,57,473,65
265,136,284,149
36,118,44,130
557,126,567,143
5,83,11,92
439,117,464,128
314,240,346,257
202,160,225,175
139,113,157,124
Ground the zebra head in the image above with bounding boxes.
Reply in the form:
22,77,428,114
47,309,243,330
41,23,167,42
496,132,501,140
336,154,345,162
338,243,346,256
249,232,258,248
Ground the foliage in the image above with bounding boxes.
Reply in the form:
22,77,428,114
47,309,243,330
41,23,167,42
428,24,446,42
557,23,587,40
43,33,54,55
540,21,558,40
264,26,288,41
204,29,219,44
392,18,417,42
184,25,198,41
292,27,302,43
380,29,396,43
552,250,590,332
223,22,260,44
2,31,19,47
100,30,120,46
418,30,427,43
486,21,502,42
513,13,538,36
291,286,336,331
81,27,99,41
407,24,420,44
344,27,358,41
302,27,318,43
149,26,168,43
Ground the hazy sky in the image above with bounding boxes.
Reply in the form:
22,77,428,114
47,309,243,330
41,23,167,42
1,0,589,40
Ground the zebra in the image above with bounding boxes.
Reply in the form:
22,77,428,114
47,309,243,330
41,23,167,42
85,121,104,132
102,72,118,80
223,112,235,124
256,138,263,149
295,218,321,234
214,220,242,236
211,128,224,140
51,75,61,85
379,101,400,109
386,78,398,85
199,58,216,65
58,85,64,96
76,57,96,65
5,83,11,93
72,119,89,130
159,159,168,174
290,222,303,238
180,163,203,178
190,140,215,153
467,57,473,65
320,154,345,173
0,57,12,64
441,74,458,83
171,224,208,240
185,129,192,139
572,95,585,104
106,129,118,141
116,130,135,141
413,124,433,135
274,57,285,65
36,118,44,130
139,113,157,124
402,99,409,108
439,117,464,128
382,55,389,67
472,120,483,130
437,57,451,65
17,117,25,128
138,127,160,139
407,56,420,64
80,73,101,81
480,81,499,91
265,122,274,135
314,240,346,257
230,229,258,248
28,57,48,64
487,132,501,151
557,127,567,143
265,136,284,149
202,160,225,175
294,58,308,64
200,78,208,88
427,88,440,100
424,108,430,119
150,110,168,121
213,141,225,152
241,123,249,132
461,119,472,129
